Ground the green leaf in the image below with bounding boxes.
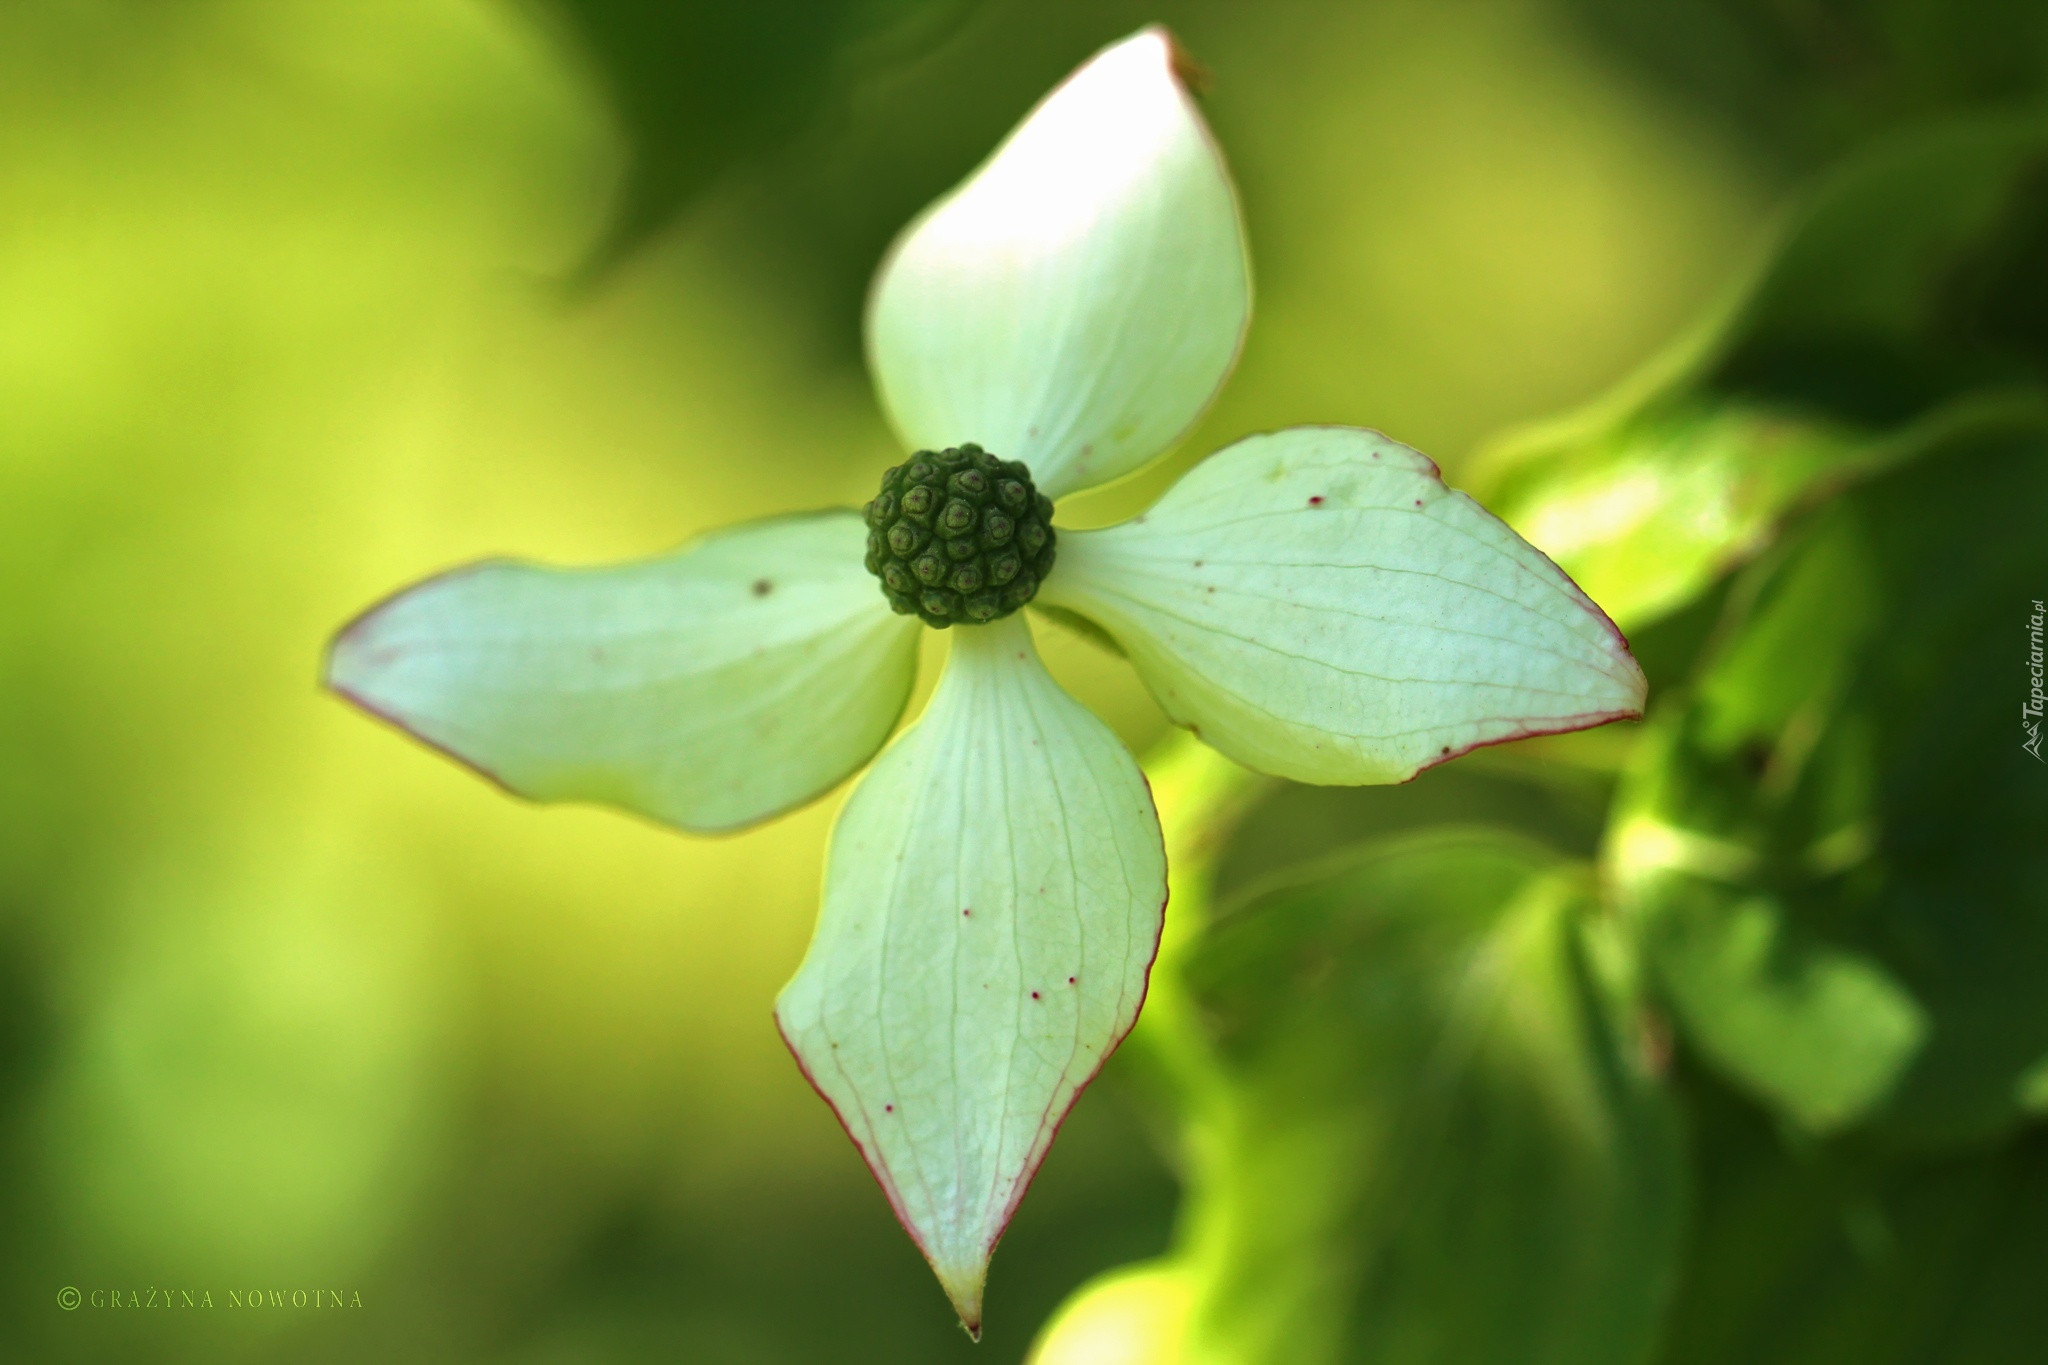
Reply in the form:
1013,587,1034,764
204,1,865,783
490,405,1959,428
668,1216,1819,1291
1556,0,2048,165
775,613,1166,1336
1208,742,1617,904
1040,426,1646,786
1651,1073,2048,1365
1475,116,2048,632
1484,403,1870,631
1608,420,2048,1146
1613,804,1928,1135
326,510,918,834
1174,828,1686,1365
1712,118,2048,422
541,0,984,272
865,26,1250,499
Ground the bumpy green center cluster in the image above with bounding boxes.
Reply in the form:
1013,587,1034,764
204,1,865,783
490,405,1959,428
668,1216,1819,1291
863,444,1057,628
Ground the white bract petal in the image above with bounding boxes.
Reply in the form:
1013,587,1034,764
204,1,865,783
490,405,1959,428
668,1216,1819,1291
776,613,1166,1335
1040,427,1647,785
326,511,918,834
867,26,1249,499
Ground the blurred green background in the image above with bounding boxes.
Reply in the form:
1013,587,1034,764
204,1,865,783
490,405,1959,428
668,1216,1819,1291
1,1,2041,1361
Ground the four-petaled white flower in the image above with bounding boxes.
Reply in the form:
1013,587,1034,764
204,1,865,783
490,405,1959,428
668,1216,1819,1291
326,28,1645,1336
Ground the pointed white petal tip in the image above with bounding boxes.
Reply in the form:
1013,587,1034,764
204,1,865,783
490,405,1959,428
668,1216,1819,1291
774,1008,991,1334
939,1262,988,1340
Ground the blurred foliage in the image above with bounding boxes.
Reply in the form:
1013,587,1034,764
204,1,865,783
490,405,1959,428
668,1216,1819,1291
2,0,2041,1362
1472,115,2048,630
1612,422,2048,1147
1556,0,2048,168
530,0,982,272
1177,830,1684,1365
1029,1,2048,1359
1651,1068,2048,1365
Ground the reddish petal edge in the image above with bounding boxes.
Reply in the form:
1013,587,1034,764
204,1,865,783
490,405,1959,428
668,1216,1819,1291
322,558,528,799
772,776,1172,1342
1408,705,1645,780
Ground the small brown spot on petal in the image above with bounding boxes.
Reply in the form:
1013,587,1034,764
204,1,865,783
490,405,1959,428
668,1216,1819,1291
1308,495,1324,506
753,579,773,596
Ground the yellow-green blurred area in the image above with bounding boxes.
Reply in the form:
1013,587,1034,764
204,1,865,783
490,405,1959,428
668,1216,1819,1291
1,0,2040,1361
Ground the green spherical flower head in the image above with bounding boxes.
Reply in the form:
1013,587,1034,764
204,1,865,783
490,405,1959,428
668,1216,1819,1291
863,444,1057,628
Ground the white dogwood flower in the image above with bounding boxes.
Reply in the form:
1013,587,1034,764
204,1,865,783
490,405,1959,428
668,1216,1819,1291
326,27,1645,1336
